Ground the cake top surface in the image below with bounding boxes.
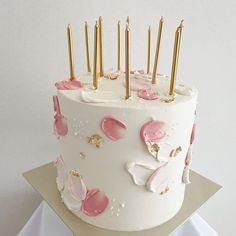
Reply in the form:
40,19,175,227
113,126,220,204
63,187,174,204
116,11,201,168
57,72,198,110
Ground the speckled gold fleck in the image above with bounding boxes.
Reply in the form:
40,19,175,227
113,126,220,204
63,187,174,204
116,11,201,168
69,170,81,177
160,186,169,195
161,96,175,103
87,134,103,148
169,146,182,157
80,152,86,159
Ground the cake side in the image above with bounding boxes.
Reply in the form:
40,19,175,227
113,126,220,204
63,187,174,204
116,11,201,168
53,74,197,231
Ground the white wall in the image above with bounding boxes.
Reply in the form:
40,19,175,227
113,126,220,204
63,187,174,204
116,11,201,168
0,0,235,235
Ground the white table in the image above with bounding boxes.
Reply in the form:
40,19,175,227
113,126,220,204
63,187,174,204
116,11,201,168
18,201,217,236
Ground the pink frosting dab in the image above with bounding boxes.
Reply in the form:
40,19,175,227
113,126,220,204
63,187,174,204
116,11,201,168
190,123,196,145
140,120,166,142
55,79,83,90
54,114,68,136
138,89,159,100
101,116,127,141
82,189,109,216
146,163,169,193
53,96,68,137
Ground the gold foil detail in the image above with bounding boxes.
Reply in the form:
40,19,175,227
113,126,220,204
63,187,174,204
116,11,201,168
161,96,175,103
80,152,86,159
87,134,103,148
146,142,160,160
69,170,81,177
160,186,169,195
104,72,119,80
169,146,182,157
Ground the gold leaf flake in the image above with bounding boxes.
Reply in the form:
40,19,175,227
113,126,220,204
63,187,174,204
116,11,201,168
161,96,175,103
146,142,160,160
87,134,103,148
160,186,169,195
80,152,86,159
104,72,119,80
69,170,81,177
169,146,182,157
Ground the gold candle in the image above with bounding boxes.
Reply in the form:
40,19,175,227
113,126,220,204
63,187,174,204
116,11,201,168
126,16,130,25
169,26,182,96
176,20,184,69
117,20,121,71
147,25,151,74
67,24,75,80
179,20,184,39
151,16,164,84
93,22,99,89
85,22,91,73
99,16,104,77
125,24,131,99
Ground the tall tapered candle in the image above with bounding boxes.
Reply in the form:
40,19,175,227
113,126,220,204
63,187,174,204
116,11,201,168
93,22,99,89
179,20,184,40
152,17,164,84
125,24,131,99
67,24,75,80
126,16,130,25
169,26,182,96
85,22,91,73
175,20,184,71
99,16,104,77
147,25,151,74
117,20,121,71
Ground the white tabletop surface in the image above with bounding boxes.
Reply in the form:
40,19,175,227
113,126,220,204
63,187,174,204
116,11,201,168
18,201,218,236
0,0,235,235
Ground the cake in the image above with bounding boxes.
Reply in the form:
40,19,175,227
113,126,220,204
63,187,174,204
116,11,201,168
53,18,198,231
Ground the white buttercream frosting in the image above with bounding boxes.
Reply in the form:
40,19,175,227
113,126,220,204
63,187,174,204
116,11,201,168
59,73,197,109
80,90,119,103
55,72,198,231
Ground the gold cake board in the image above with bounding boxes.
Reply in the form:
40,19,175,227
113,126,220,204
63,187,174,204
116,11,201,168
23,163,221,236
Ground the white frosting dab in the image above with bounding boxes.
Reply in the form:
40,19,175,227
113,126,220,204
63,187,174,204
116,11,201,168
81,90,119,103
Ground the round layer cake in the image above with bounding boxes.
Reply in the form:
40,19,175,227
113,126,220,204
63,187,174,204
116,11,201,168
53,72,197,231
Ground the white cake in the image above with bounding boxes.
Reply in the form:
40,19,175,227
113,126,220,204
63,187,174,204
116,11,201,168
53,72,197,231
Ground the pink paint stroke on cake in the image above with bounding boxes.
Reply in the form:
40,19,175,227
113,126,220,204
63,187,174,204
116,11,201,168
53,96,68,137
54,156,66,191
82,189,109,216
59,167,110,216
101,116,127,141
138,89,159,100
185,145,193,166
146,163,170,193
68,174,87,201
140,120,166,142
55,79,83,90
